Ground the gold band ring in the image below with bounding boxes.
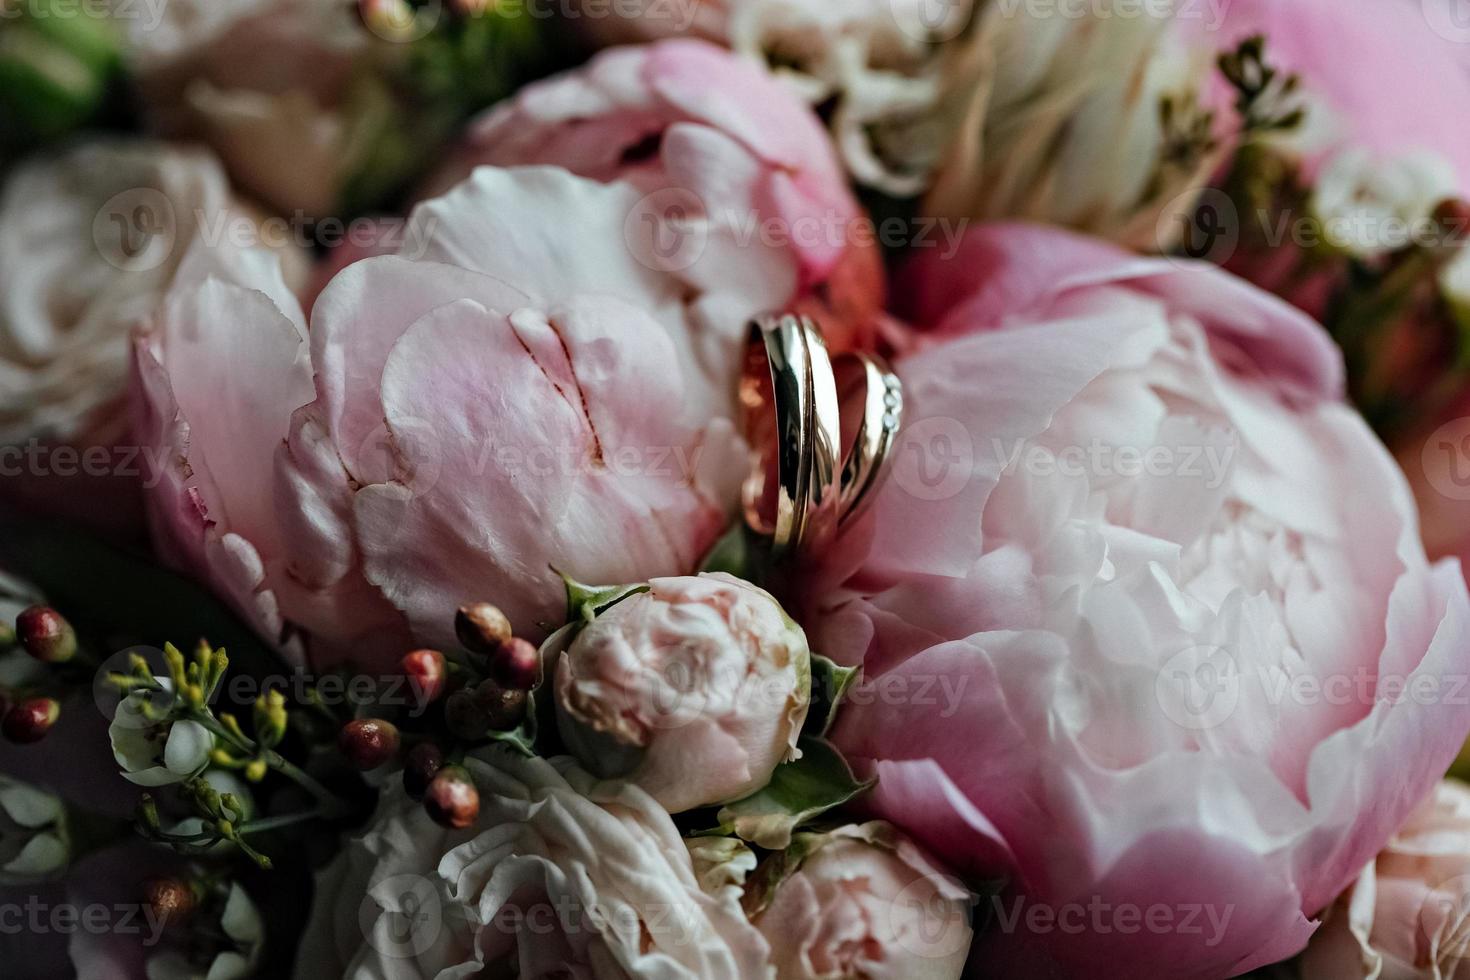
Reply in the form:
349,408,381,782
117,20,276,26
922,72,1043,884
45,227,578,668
740,314,902,557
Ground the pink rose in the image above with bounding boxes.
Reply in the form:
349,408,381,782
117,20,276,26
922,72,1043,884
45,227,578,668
427,39,885,352
135,157,808,667
1302,780,1470,980
750,823,974,980
807,223,1470,978
554,573,811,813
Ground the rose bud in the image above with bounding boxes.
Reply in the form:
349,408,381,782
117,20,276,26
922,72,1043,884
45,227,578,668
402,742,443,801
424,764,479,829
400,649,448,705
15,607,77,664
455,603,512,656
338,719,401,771
474,680,528,732
750,824,973,980
489,637,540,692
555,573,811,814
2,698,60,745
142,875,197,929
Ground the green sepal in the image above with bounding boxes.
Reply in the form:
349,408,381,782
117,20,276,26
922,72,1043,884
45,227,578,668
714,737,875,850
802,655,859,740
557,571,647,625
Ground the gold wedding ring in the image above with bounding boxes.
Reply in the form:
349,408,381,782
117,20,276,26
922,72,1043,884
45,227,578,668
834,350,903,528
740,314,902,558
740,314,842,558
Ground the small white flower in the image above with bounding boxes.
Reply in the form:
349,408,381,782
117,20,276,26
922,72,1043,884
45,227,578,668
109,684,212,787
0,776,69,884
1312,148,1459,258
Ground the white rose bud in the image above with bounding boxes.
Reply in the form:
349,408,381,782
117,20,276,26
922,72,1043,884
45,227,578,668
109,684,212,787
0,775,69,884
554,573,811,814
751,823,974,980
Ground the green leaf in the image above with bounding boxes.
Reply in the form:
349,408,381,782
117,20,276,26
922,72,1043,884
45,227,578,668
698,522,771,583
716,737,874,850
0,517,284,680
485,704,537,758
803,655,859,739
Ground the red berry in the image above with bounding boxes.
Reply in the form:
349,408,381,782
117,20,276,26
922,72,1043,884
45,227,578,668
403,742,444,801
490,637,540,691
338,719,401,771
16,607,77,664
401,649,448,706
424,765,479,829
3,697,59,744
455,603,512,655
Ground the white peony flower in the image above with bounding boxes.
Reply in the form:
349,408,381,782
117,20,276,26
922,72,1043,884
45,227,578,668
924,0,1220,248
109,684,212,787
724,0,980,194
0,775,69,884
295,747,773,979
554,573,812,814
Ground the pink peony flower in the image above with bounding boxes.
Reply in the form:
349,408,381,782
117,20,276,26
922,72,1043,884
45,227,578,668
563,3,977,197
806,223,1470,978
135,155,812,667
1302,779,1470,980
427,39,885,352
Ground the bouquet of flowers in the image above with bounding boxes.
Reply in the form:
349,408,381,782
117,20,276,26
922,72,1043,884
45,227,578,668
5,1,1470,977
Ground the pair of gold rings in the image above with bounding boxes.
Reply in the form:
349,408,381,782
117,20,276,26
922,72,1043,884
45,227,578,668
739,314,903,558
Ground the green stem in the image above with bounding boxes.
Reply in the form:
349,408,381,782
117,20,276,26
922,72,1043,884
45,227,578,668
190,713,352,817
